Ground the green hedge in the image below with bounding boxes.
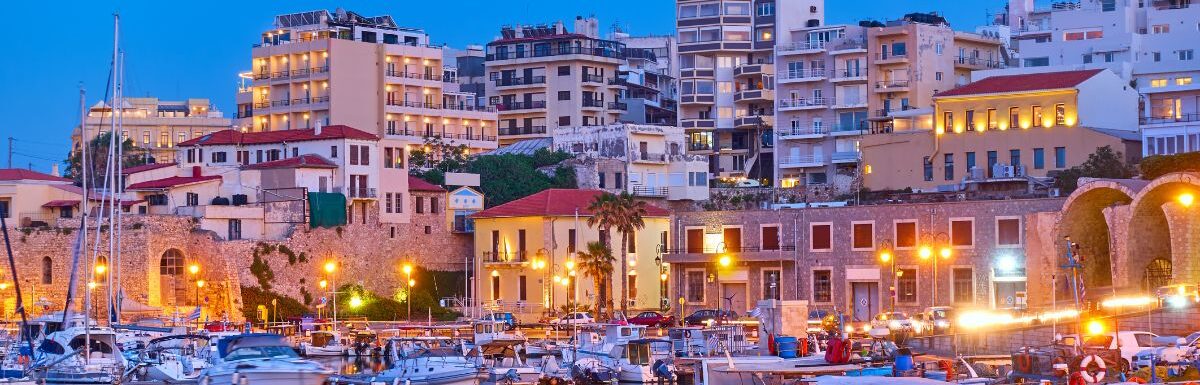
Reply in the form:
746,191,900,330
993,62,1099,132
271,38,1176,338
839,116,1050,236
1140,152,1200,180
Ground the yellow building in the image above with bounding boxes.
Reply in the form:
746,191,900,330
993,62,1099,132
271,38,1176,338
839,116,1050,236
73,98,231,164
471,189,671,322
0,169,84,227
862,69,1141,191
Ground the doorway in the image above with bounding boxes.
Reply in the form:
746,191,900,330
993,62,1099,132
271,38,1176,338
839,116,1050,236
850,282,880,322
721,283,748,314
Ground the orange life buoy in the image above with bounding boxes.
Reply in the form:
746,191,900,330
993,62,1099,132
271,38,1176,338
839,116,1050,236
1078,354,1107,383
1015,353,1034,373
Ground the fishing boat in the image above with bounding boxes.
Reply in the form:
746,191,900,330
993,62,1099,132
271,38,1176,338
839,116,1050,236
34,325,127,385
299,330,350,357
469,322,541,384
369,336,478,385
128,334,211,382
198,333,332,385
562,324,672,383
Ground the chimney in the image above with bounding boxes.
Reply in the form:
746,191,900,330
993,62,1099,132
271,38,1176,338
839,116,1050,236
314,121,323,136
51,164,60,177
192,166,201,178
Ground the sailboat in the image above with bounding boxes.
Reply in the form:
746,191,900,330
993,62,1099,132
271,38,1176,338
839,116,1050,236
562,324,672,383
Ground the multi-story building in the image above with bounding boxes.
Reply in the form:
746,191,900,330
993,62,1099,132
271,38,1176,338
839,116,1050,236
447,45,488,109
235,9,497,156
662,198,1064,321
773,24,869,188
613,34,680,125
1005,0,1200,157
472,189,671,321
0,168,87,228
861,69,1141,191
866,13,1005,134
676,0,825,184
73,98,231,163
483,17,627,145
553,124,710,201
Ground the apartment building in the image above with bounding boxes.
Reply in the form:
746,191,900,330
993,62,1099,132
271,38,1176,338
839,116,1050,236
553,124,710,201
613,34,680,125
483,17,627,145
73,98,231,163
861,69,1141,191
676,0,824,184
1006,0,1200,156
867,13,1004,133
446,45,488,109
773,24,869,188
662,198,1064,322
234,9,497,155
472,189,671,321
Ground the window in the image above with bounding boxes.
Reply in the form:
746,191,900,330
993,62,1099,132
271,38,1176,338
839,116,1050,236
1010,149,1021,169
813,270,831,302
1034,148,1045,169
1103,52,1114,63
1055,104,1066,125
558,91,571,100
385,193,393,213
950,219,974,247
185,192,199,206
1151,78,1168,88
923,156,933,181
686,228,704,253
568,229,577,254
810,223,831,251
723,227,741,251
895,221,917,249
42,257,53,284
763,270,781,300
1024,57,1050,67
723,1,750,15
965,110,975,131
558,116,571,126
1180,50,1195,61
415,196,425,214
627,231,636,253
757,1,774,16
1153,52,1162,62
558,66,570,76
944,153,955,181
1032,105,1043,126
1083,54,1093,64
492,275,501,300
997,218,1021,246
349,145,359,165
1009,107,1020,128
0,199,8,219
359,146,370,165
228,219,242,240
431,197,440,214
1054,147,1067,168
986,109,997,129
966,152,976,172
518,276,527,301
211,151,227,163
942,111,953,132
628,274,637,299
898,268,917,303
761,225,780,251
1152,24,1170,34
952,268,974,304
935,72,943,81
394,193,403,213
1178,77,1194,86
852,222,874,250
686,271,705,302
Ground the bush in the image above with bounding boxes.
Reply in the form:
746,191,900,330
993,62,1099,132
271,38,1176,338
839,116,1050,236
335,284,461,321
240,286,309,321
1140,152,1200,180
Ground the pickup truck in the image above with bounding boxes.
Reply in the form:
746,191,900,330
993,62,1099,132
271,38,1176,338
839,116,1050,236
1076,331,1162,369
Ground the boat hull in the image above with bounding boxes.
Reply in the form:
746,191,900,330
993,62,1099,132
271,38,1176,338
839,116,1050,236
371,367,480,385
201,368,331,385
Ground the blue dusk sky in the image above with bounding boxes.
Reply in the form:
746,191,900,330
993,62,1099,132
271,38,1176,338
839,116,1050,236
0,0,1012,172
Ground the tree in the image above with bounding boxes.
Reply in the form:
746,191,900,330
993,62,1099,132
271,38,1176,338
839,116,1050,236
1053,146,1135,194
407,135,469,172
64,131,148,187
587,192,648,317
576,241,614,319
1140,152,1200,180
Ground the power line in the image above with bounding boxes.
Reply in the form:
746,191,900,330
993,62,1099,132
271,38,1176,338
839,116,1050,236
12,152,62,163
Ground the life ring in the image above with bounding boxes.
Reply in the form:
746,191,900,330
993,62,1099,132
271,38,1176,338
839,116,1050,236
1014,353,1034,373
1078,354,1107,383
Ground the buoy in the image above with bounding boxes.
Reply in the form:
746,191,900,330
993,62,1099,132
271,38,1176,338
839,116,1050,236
1078,355,1107,384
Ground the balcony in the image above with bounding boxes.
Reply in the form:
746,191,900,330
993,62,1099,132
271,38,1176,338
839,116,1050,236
875,52,909,64
832,99,868,109
486,46,626,62
290,68,310,77
830,68,868,83
495,101,547,112
1140,113,1200,126
679,93,715,105
607,102,628,111
734,63,774,77
680,118,716,129
498,126,548,136
954,56,1003,70
630,152,667,164
269,99,291,108
777,127,827,140
236,110,253,119
688,142,714,152
582,99,605,110
581,74,605,85
272,71,291,80
874,80,911,93
494,76,546,87
777,68,827,83
345,187,377,199
482,251,527,266
631,185,669,197
831,151,861,163
252,72,271,80
778,155,826,168
778,97,829,111
830,123,867,136
776,41,826,55
875,105,918,117
386,100,442,110
735,115,773,129
829,41,868,55
733,89,773,102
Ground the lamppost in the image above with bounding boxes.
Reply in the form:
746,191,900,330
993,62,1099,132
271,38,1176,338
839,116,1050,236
187,264,200,306
919,232,951,306
324,260,338,327
94,263,107,321
715,242,732,326
655,253,667,311
0,282,8,323
407,278,416,321
317,279,328,319
531,249,549,314
878,240,895,312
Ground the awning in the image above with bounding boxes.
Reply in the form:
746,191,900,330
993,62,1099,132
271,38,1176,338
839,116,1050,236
42,200,81,208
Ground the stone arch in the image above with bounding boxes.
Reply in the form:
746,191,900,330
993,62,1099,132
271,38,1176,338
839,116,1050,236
1056,179,1137,289
158,248,186,307
1126,173,1200,287
41,256,53,285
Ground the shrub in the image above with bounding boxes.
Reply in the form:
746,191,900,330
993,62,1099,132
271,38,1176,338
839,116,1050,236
1140,152,1200,180
240,286,309,321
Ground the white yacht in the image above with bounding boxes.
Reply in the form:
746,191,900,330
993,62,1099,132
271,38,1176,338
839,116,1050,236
198,333,331,385
372,336,478,385
34,325,126,384
299,330,348,357
129,334,211,382
469,321,541,384
562,324,671,383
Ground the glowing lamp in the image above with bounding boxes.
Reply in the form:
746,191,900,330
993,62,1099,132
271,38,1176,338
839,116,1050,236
918,246,932,260
324,261,337,274
188,264,200,275
939,247,952,259
95,264,107,275
402,264,413,275
1085,320,1105,336
718,255,732,267
565,260,575,270
997,255,1017,273
87,281,97,290
408,279,416,288
1178,193,1195,207
349,296,363,309
490,270,499,277
660,273,668,281
196,280,206,288
0,283,8,290
879,251,892,263
319,280,328,289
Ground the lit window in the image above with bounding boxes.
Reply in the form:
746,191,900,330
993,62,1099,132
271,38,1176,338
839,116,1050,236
1151,79,1168,88
1152,24,1170,34
1177,77,1194,86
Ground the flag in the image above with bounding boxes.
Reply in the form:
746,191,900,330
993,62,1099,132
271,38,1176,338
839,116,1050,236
186,306,202,321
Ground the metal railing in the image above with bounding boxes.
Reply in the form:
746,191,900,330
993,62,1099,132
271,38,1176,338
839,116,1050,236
876,80,911,89
875,105,918,117
779,155,822,165
342,187,377,199
608,102,628,111
498,126,547,136
482,251,527,263
494,76,546,87
486,46,626,61
631,186,669,197
779,68,827,80
495,101,547,111
779,97,829,109
832,68,867,78
877,52,909,60
664,246,762,254
776,41,826,52
1141,113,1200,125
832,151,861,162
581,74,605,83
777,127,827,137
631,152,667,162
955,56,1003,69
582,99,605,108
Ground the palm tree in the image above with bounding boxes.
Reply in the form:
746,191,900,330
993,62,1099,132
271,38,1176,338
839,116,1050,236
587,192,648,318
576,241,614,318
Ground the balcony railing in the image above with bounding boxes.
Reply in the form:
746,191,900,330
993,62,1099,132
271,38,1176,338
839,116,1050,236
272,71,290,79
482,251,527,263
494,76,547,87
486,46,626,61
877,52,909,60
779,68,827,80
778,97,829,109
875,105,918,117
581,74,605,83
631,152,667,162
777,127,826,137
1141,113,1200,125
776,41,826,52
253,102,270,109
345,188,377,199
955,56,1003,69
832,68,867,78
253,72,270,80
270,99,290,107
832,151,861,162
875,80,910,89
383,70,443,81
779,155,822,165
498,126,548,136
582,99,605,108
664,246,763,254
386,100,442,109
236,110,253,119
608,102,628,111
495,101,547,111
631,186,669,197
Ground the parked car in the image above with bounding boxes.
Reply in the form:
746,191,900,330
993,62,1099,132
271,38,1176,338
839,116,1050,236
922,306,954,335
549,312,594,329
683,309,738,326
1156,284,1200,307
869,312,924,335
480,312,516,330
628,311,675,327
1132,332,1200,369
1077,331,1162,369
734,179,762,188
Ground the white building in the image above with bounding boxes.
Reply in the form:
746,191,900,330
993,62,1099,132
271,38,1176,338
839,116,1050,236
1007,0,1200,156
553,124,710,201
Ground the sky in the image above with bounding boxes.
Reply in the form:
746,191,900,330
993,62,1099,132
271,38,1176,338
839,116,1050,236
0,0,1010,173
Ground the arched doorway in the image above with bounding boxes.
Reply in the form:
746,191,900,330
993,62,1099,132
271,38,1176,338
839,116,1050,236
1143,258,1172,289
1057,182,1135,289
159,249,185,307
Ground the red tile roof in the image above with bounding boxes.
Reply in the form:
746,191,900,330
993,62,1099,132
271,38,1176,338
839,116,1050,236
126,175,222,190
178,125,379,147
42,200,80,208
242,154,338,170
472,189,670,219
121,162,176,175
0,168,72,183
408,176,446,192
934,69,1105,98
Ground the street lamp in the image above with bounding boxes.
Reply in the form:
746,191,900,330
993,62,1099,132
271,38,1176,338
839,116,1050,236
195,280,205,314
407,279,416,320
920,232,951,306
878,240,895,312
324,260,338,326
1179,192,1195,208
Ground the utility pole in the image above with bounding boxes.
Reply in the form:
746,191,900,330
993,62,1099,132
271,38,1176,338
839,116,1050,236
7,137,11,168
